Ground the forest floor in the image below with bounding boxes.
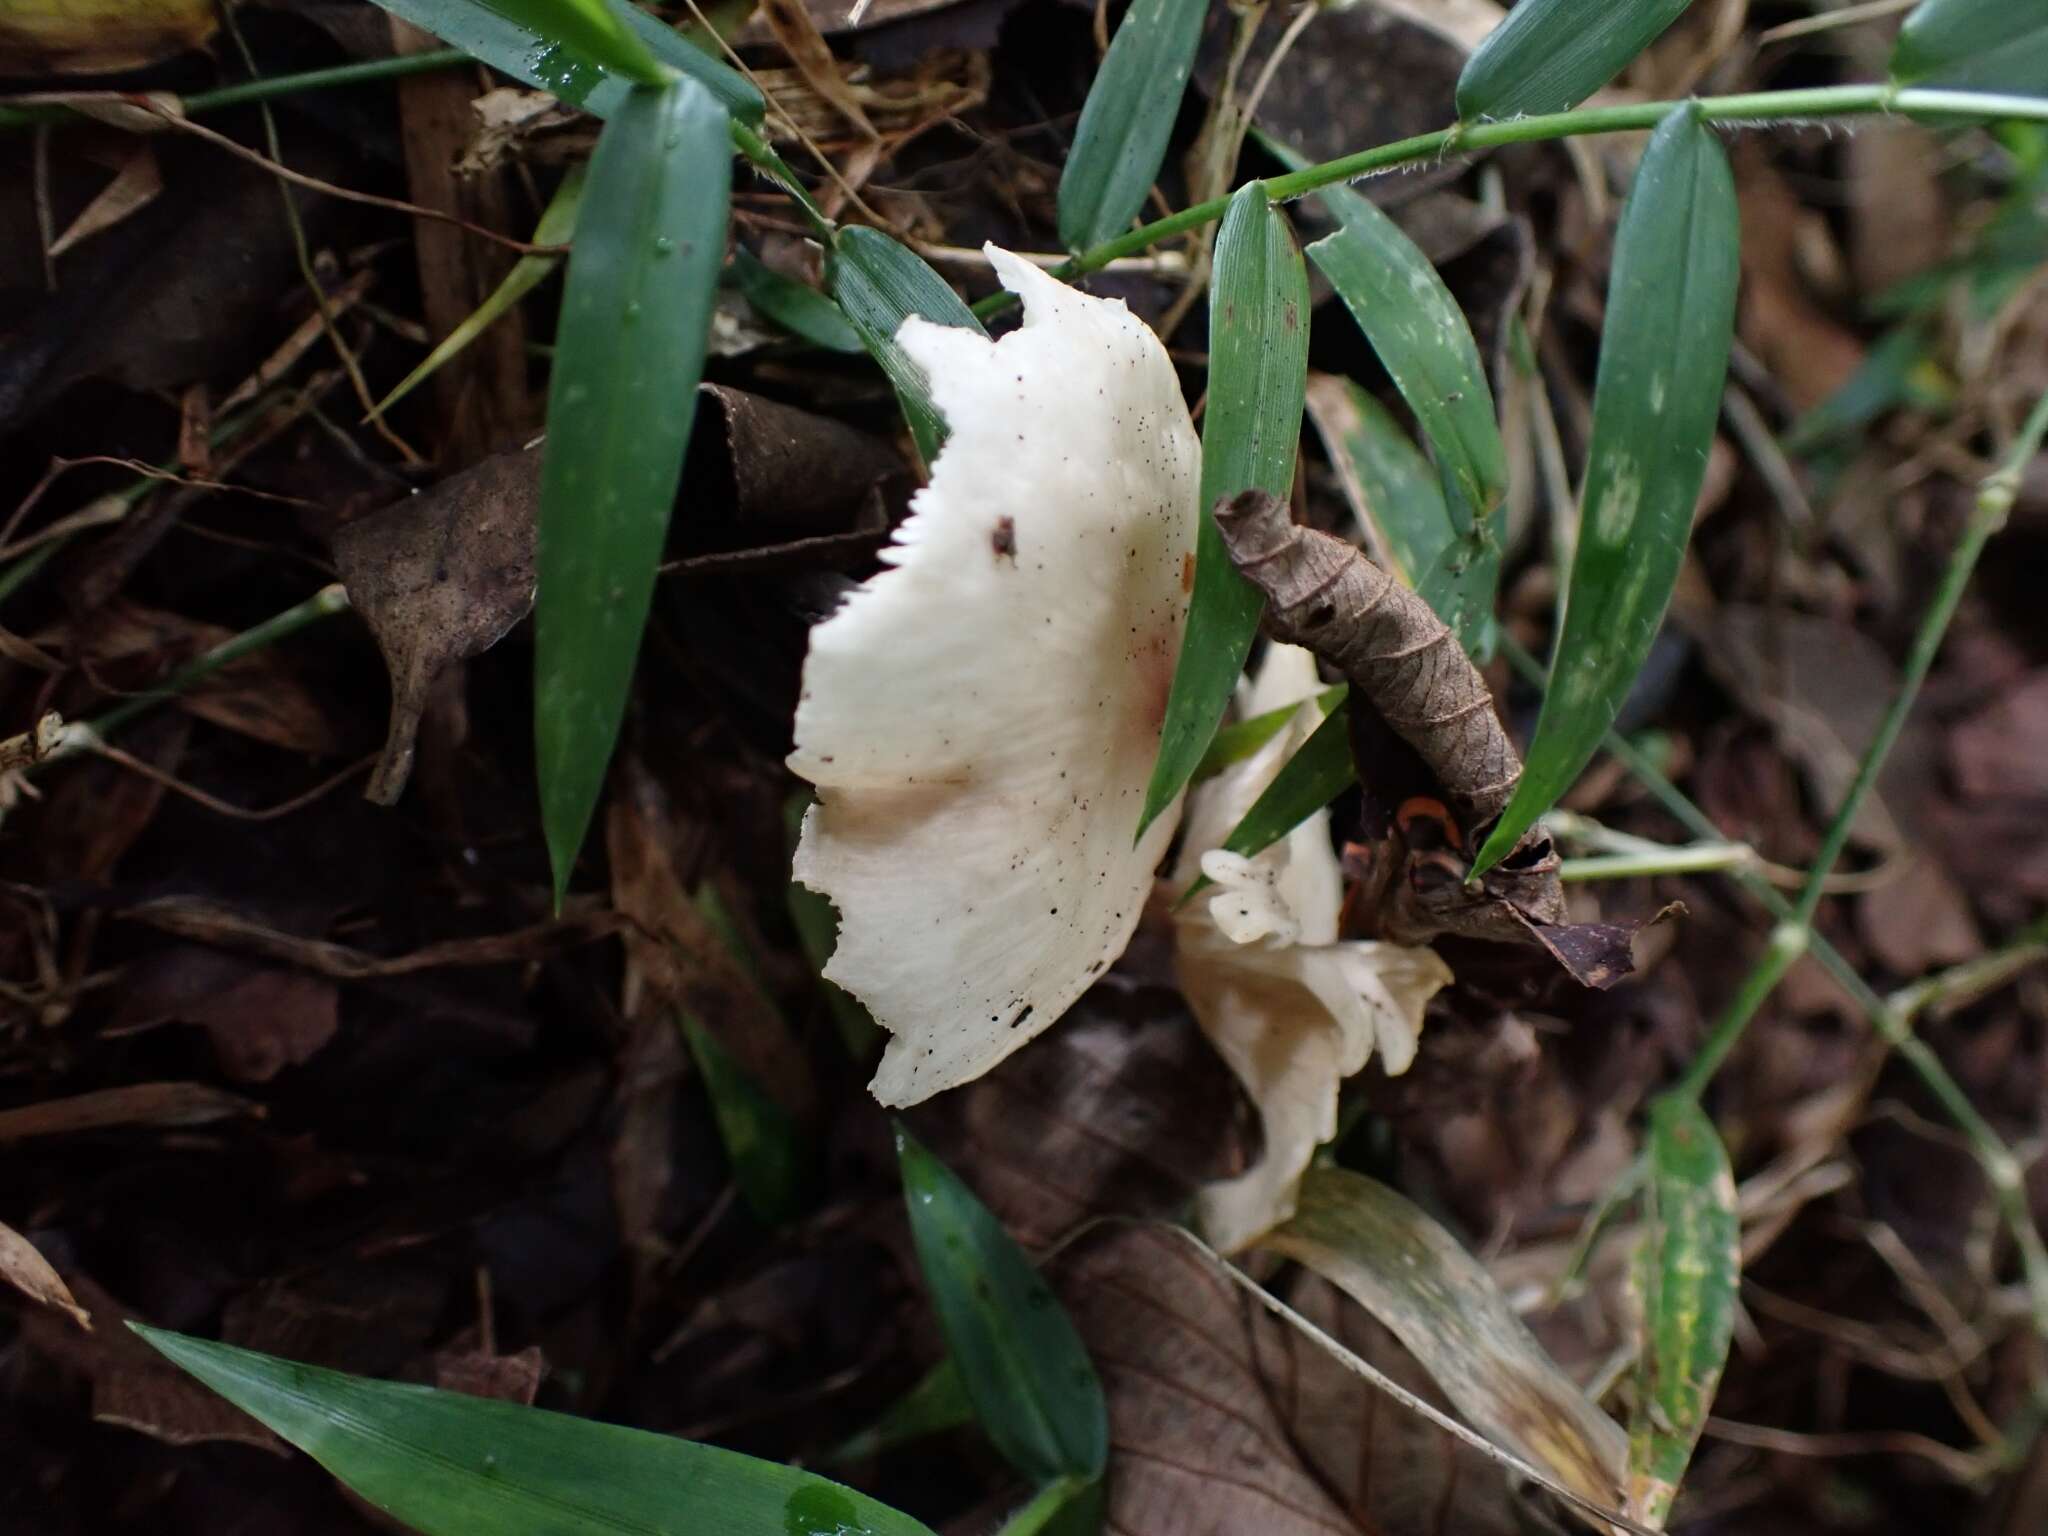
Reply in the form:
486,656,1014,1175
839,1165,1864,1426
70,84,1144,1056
3,3,2047,1534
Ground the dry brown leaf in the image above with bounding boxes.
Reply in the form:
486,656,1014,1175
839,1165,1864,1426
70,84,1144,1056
48,142,163,260
331,447,540,804
1949,669,2048,801
610,754,816,1121
0,1219,91,1330
18,1274,283,1453
0,1081,262,1141
111,945,341,1084
1735,143,1865,413
435,1341,546,1405
760,0,879,139
916,992,1252,1247
1856,852,1981,976
1691,606,1924,859
1050,1225,1524,1536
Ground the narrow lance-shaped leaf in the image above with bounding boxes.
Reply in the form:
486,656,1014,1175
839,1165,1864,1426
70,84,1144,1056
1891,0,2048,96
535,79,730,900
361,0,764,122
1627,1096,1739,1527
679,1014,812,1224
1471,106,1737,875
1303,188,1506,654
1263,1167,1628,1511
896,1126,1107,1486
1140,184,1309,836
734,247,866,355
1456,0,1692,120
371,162,587,422
1178,697,1353,905
475,0,663,83
829,226,988,468
827,1357,973,1466
135,1326,937,1536
1303,375,1449,585
1196,681,1346,780
1057,0,1208,252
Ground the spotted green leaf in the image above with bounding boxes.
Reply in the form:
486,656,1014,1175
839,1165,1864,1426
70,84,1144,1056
1627,1096,1739,1526
535,79,729,901
1457,0,1693,120
1472,105,1736,875
1140,184,1309,837
895,1126,1106,1486
1057,0,1207,251
133,1326,937,1536
829,226,987,468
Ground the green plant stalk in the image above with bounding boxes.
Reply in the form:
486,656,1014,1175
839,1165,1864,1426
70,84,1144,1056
1672,388,2048,1099
1503,638,2048,1340
972,82,2048,320
0,49,474,129
1558,844,1757,882
85,583,352,740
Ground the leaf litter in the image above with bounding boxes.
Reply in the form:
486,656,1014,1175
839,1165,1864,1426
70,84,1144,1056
2,11,2046,1536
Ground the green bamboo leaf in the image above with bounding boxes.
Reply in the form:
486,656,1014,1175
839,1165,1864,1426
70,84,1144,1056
363,0,763,122
734,248,866,354
1893,0,2048,95
371,163,586,423
535,79,729,901
827,1357,973,1466
1305,190,1506,535
478,0,663,83
1471,105,1737,876
1179,697,1353,905
1303,373,1456,587
1456,0,1692,120
1057,0,1207,251
1195,682,1347,780
134,1326,935,1536
1627,1096,1738,1527
829,226,988,468
895,1126,1106,1486
680,1014,812,1223
1263,1168,1628,1511
1140,184,1309,836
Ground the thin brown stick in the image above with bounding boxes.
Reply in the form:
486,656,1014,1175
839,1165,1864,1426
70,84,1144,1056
86,739,376,821
129,100,563,256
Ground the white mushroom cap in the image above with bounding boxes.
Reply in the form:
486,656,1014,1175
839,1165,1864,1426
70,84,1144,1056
790,246,1200,1108
1174,644,1453,1251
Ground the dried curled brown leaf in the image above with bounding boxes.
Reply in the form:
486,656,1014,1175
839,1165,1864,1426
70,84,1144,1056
1215,489,1519,828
